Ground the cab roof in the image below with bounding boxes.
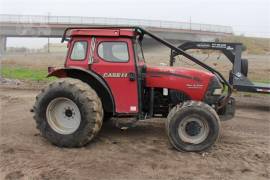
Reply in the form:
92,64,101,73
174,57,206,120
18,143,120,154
70,28,138,37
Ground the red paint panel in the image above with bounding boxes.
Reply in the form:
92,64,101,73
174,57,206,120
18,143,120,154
71,29,120,37
119,29,137,37
70,29,136,38
145,66,213,100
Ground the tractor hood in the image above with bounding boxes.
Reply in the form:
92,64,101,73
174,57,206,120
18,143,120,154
146,66,214,81
145,66,215,101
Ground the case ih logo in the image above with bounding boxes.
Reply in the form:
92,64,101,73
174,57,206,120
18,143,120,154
103,73,128,78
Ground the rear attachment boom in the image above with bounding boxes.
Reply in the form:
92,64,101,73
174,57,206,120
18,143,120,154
170,41,270,94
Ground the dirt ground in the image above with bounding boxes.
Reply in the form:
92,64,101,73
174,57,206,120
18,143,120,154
0,87,269,180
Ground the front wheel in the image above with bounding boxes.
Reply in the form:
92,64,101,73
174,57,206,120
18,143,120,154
166,101,220,152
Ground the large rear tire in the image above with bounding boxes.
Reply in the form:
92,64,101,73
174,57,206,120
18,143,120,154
33,78,103,147
166,101,220,152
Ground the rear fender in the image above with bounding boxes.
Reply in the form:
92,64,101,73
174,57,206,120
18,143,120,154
48,67,115,114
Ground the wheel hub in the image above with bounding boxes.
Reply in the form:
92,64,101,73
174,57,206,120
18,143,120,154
178,116,209,144
46,97,81,135
185,121,202,136
65,108,73,118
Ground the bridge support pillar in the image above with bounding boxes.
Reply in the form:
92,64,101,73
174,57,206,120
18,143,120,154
0,36,7,55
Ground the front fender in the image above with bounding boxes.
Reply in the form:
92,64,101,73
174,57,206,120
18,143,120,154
47,67,67,78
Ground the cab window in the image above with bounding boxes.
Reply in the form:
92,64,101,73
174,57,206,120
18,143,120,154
98,42,129,62
70,41,88,60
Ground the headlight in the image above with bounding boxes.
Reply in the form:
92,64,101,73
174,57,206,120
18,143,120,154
204,76,223,105
209,76,223,94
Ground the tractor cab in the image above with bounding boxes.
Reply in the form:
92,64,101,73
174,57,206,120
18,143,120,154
64,28,145,114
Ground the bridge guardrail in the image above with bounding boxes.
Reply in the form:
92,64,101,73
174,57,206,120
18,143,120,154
0,14,233,34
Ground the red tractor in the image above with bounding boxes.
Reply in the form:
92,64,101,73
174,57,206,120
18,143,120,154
33,27,235,152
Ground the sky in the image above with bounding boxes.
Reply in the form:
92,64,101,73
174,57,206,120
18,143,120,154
1,0,270,48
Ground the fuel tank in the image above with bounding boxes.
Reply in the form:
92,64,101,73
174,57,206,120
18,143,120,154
145,66,214,100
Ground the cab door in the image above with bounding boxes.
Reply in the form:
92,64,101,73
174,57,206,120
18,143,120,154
91,37,139,114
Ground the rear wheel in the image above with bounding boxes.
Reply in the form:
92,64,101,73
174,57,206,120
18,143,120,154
33,78,103,147
166,101,220,152
241,59,248,77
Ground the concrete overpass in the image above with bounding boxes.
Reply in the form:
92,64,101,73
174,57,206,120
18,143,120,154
0,14,233,54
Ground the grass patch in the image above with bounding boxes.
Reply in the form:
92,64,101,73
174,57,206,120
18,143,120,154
1,66,55,82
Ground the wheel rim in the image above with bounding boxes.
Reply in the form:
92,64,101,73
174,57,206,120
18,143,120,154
46,97,81,135
178,116,209,144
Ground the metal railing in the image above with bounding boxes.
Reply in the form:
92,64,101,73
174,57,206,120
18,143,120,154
0,14,233,34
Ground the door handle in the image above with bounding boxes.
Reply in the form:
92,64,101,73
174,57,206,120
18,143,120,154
128,72,136,81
